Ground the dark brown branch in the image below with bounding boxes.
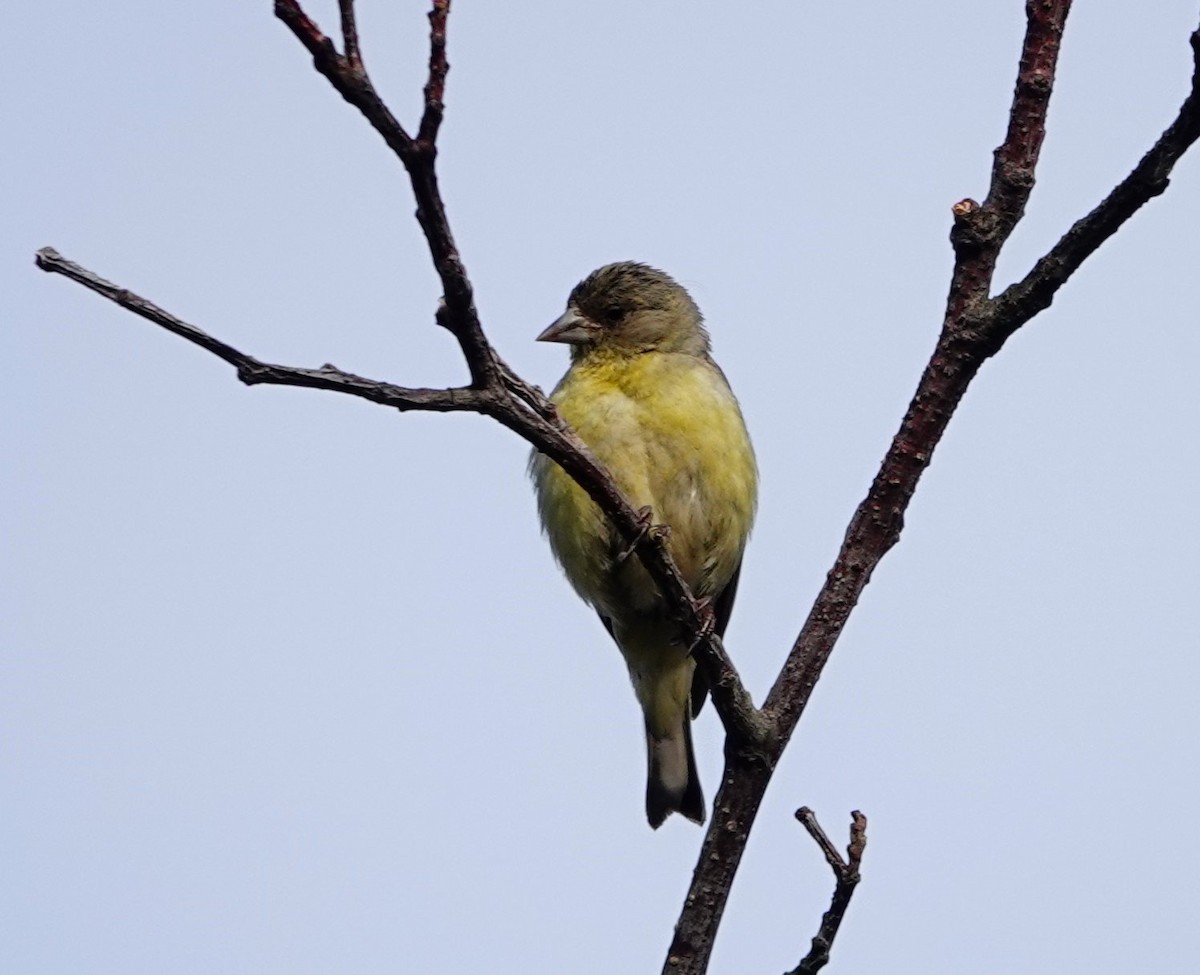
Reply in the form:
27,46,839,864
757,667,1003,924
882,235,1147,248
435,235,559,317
417,0,449,147
947,0,1072,312
275,0,494,394
33,248,481,412
788,809,867,975
665,330,982,974
984,0,1072,251
275,0,414,161
337,1,361,72
993,26,1200,331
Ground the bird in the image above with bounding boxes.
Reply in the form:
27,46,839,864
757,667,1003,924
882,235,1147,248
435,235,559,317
529,262,757,828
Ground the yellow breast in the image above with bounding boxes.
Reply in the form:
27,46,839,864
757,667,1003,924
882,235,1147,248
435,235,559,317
530,349,757,619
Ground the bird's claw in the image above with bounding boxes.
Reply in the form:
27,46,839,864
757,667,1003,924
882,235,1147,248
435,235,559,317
615,506,662,565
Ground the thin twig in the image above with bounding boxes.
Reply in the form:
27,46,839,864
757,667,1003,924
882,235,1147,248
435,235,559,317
337,0,362,72
277,0,490,389
993,26,1200,331
417,0,450,147
983,0,1072,253
788,809,867,975
275,0,416,164
946,0,1072,318
794,808,848,876
33,248,480,412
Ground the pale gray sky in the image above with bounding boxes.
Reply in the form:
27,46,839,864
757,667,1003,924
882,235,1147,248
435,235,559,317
6,2,1200,972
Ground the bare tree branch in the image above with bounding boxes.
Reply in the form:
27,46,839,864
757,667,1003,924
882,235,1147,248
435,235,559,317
788,809,867,975
994,27,1200,330
664,6,1200,973
32,2,1200,973
33,247,482,412
946,0,1071,313
418,0,450,147
276,0,492,390
337,0,362,72
984,0,1071,256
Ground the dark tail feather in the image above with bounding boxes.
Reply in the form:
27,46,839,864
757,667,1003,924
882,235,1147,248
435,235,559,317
690,669,710,718
645,717,706,829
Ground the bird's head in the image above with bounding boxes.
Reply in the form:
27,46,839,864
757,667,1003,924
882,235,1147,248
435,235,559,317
538,262,710,358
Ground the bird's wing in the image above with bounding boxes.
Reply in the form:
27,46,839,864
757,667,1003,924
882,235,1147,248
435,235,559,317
598,613,616,641
713,560,743,640
690,559,742,717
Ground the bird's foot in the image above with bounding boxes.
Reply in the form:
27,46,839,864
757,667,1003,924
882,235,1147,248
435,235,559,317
615,506,662,565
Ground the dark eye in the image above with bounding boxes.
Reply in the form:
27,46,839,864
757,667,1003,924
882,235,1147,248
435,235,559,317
602,305,626,325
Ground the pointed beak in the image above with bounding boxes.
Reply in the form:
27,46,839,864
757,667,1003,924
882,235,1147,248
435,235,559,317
536,307,597,344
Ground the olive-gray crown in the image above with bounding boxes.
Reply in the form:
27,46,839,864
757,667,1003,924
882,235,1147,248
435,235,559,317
566,262,710,356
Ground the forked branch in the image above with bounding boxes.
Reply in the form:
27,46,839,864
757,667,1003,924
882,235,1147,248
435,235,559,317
789,809,868,975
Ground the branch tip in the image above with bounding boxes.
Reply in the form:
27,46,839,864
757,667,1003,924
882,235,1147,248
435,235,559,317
33,248,483,414
418,0,451,145
338,0,362,70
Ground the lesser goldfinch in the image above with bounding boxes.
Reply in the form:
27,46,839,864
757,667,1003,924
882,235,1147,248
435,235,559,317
530,262,757,828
